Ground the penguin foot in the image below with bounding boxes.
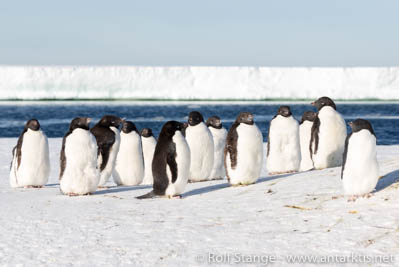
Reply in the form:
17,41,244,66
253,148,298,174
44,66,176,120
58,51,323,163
230,184,248,187
362,193,373,199
98,186,111,189
269,171,297,175
67,193,80,197
168,195,182,199
32,185,43,188
24,185,34,189
348,196,359,202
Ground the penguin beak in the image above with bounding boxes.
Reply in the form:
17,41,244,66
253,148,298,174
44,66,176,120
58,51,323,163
348,121,353,126
311,101,316,106
86,118,92,124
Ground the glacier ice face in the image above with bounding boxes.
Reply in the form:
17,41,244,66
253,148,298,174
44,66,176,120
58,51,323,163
0,66,398,100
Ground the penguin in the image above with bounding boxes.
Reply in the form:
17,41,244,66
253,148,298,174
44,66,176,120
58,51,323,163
342,119,379,200
59,117,100,196
10,119,50,188
185,111,214,182
310,97,347,169
90,115,122,187
137,121,191,199
266,106,301,175
224,112,263,186
206,116,228,180
141,128,157,185
113,121,145,186
181,122,188,137
299,111,317,171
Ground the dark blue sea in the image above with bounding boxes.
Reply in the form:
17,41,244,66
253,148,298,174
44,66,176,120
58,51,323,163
1,101,398,145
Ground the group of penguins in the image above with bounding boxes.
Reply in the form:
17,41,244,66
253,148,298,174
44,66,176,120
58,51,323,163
9,96,379,200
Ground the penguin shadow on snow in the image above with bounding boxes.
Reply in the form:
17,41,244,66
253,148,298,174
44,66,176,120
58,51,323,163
45,183,60,187
182,172,296,198
375,169,399,192
93,184,152,195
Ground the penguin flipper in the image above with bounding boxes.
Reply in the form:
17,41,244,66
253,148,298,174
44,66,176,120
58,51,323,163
341,133,352,179
136,190,159,199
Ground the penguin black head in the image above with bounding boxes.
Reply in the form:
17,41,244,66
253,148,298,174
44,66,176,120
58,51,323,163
300,111,317,124
69,117,91,131
236,112,254,125
121,121,138,134
188,111,204,126
140,128,153,138
348,119,375,136
26,119,40,131
160,121,183,138
98,115,123,129
206,116,222,129
311,96,336,111
277,106,292,117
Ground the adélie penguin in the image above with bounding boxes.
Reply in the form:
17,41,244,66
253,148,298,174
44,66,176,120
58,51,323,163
206,116,227,180
224,112,263,186
342,119,379,201
310,97,347,169
266,106,301,175
141,128,157,185
137,121,191,199
299,111,317,171
113,121,145,186
90,115,123,187
185,111,214,182
59,117,100,196
10,119,50,188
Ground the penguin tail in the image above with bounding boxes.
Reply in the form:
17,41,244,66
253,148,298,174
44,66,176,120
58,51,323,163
136,190,157,199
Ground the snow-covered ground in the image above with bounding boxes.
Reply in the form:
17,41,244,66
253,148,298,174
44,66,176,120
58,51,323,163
1,66,399,100
0,138,398,266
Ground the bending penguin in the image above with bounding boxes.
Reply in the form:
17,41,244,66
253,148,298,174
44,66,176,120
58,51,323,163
185,111,214,182
299,111,317,171
224,112,263,186
137,121,191,199
342,119,379,201
266,106,301,175
60,117,100,196
310,97,347,169
90,115,123,187
206,116,227,180
10,119,50,188
141,128,157,185
113,121,144,186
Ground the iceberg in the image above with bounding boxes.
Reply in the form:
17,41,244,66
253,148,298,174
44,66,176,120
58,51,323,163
0,66,398,100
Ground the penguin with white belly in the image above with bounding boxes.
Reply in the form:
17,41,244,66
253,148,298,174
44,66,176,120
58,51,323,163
141,128,157,185
10,119,50,188
310,97,347,169
137,121,191,199
342,119,379,201
266,106,301,175
185,111,214,182
60,117,100,196
206,116,227,180
299,111,317,171
90,115,123,187
113,121,145,186
224,112,263,186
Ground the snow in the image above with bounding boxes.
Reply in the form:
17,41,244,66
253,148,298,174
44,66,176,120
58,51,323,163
0,138,398,266
0,66,399,100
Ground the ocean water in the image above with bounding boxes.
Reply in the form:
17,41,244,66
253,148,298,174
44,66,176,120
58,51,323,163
0,101,398,145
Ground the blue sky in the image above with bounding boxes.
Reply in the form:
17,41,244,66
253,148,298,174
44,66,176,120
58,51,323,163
0,0,398,66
